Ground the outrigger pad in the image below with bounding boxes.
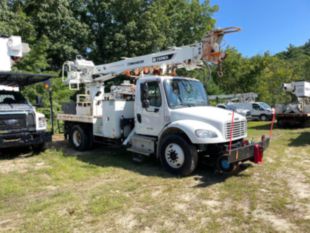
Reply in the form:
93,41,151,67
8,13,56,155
0,72,53,87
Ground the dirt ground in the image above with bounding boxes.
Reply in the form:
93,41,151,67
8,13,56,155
0,122,309,233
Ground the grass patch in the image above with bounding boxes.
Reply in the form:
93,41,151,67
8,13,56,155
89,194,128,216
22,212,72,233
0,122,309,232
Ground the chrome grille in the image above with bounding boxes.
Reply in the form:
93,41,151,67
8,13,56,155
0,114,27,131
225,120,247,140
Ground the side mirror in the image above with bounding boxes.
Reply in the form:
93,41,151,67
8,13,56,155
35,96,44,107
140,83,150,108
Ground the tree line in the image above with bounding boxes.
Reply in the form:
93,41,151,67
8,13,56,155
1,0,309,114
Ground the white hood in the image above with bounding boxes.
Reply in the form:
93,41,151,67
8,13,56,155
170,106,245,132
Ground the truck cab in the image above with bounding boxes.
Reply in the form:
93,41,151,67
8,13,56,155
128,75,250,175
0,85,51,152
135,76,247,143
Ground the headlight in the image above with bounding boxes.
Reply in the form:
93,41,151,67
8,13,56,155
195,129,217,138
38,117,47,128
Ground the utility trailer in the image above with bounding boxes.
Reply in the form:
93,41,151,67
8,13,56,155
58,28,270,176
0,35,53,152
276,81,310,127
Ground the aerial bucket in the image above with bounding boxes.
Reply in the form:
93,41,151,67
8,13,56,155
201,27,240,65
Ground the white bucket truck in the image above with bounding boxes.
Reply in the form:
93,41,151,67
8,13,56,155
0,35,52,152
276,81,310,127
58,28,269,175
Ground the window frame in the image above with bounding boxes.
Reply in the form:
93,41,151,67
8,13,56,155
146,81,162,108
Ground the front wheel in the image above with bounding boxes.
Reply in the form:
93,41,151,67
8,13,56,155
32,143,46,154
159,134,198,176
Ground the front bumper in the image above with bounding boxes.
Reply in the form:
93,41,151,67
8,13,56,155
0,131,52,149
225,136,270,164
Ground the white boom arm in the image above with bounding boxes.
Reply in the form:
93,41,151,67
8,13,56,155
62,27,240,89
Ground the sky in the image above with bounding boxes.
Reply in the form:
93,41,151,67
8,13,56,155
210,0,310,57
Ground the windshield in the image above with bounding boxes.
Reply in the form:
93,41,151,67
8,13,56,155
164,79,208,108
258,102,271,109
226,105,236,110
0,91,27,104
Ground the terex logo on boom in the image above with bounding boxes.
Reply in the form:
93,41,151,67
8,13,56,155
152,54,174,63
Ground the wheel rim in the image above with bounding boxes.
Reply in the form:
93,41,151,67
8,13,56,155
261,115,266,121
72,130,82,147
220,158,230,170
164,143,185,169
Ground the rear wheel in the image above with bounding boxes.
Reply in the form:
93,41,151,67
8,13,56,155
260,114,268,121
69,125,92,151
159,134,198,176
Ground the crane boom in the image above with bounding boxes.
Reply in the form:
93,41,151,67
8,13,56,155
94,43,202,76
62,27,240,89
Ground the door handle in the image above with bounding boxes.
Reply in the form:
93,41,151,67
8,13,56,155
137,114,142,123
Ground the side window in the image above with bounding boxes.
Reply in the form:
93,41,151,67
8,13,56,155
147,81,161,107
252,103,260,110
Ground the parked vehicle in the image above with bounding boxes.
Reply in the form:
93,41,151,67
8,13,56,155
228,102,272,121
216,103,251,120
57,28,269,176
0,35,52,152
276,81,310,127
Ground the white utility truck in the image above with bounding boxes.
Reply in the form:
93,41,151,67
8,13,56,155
58,28,270,175
0,35,52,152
276,81,310,127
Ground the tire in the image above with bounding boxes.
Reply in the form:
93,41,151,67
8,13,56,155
32,143,46,154
159,134,198,176
69,125,91,151
217,156,237,173
260,114,267,121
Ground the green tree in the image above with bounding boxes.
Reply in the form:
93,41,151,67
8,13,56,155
21,0,90,68
83,0,217,63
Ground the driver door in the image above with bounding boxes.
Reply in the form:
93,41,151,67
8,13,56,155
251,103,261,117
135,81,165,136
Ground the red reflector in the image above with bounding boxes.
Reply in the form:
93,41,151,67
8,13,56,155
242,139,249,146
254,144,263,164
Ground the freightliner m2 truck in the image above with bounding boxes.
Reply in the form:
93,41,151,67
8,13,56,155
58,28,270,175
0,35,52,152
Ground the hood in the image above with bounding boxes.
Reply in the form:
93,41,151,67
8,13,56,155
235,108,250,116
0,103,33,112
170,106,245,131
